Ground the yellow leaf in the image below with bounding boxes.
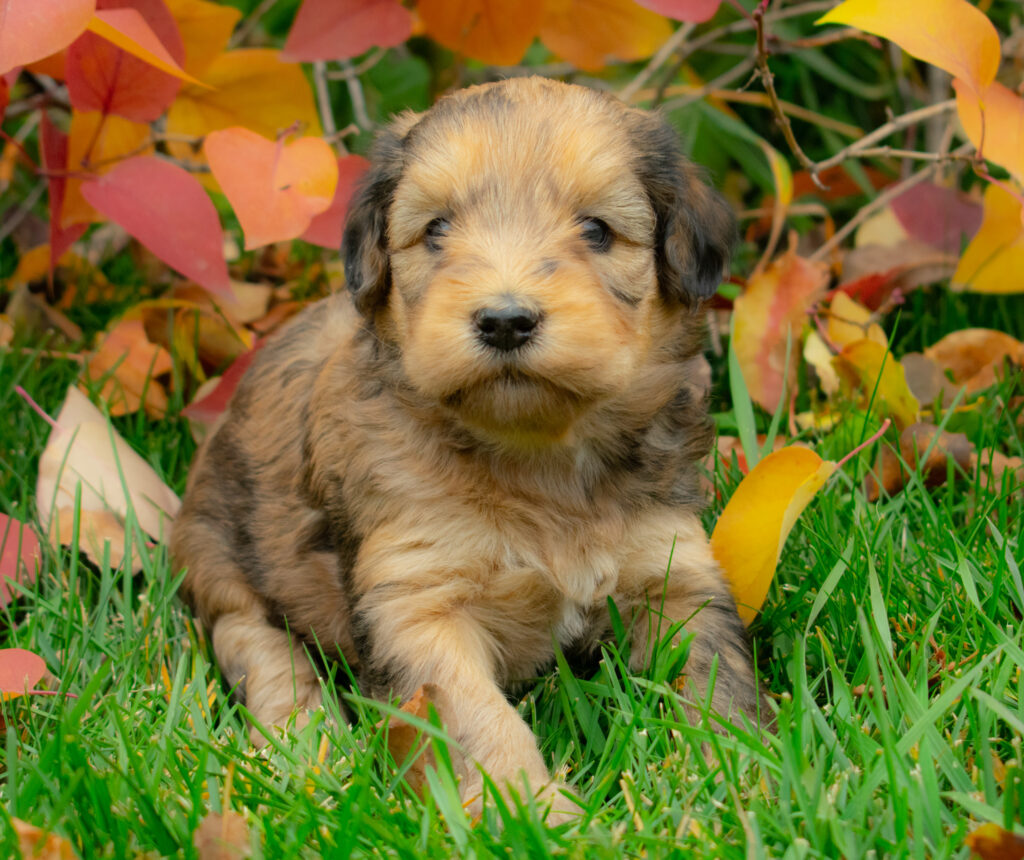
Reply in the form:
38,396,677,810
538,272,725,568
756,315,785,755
953,183,1024,295
954,80,1024,183
418,0,545,65
164,0,242,76
63,110,153,227
540,0,671,71
711,447,836,625
732,244,830,411
85,8,206,86
827,291,886,350
818,0,1000,95
166,49,322,179
835,338,920,429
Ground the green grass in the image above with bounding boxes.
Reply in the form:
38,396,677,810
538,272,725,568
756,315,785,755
1,293,1022,859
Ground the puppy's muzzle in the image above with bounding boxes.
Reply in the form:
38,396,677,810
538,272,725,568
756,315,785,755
473,299,541,352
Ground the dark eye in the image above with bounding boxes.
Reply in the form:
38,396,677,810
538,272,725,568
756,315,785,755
579,217,613,253
424,217,451,252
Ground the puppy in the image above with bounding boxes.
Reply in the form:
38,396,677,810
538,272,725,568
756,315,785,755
171,77,757,821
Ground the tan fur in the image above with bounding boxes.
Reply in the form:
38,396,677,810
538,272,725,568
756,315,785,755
172,77,756,822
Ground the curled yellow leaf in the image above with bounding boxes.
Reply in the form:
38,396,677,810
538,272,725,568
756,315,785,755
711,447,836,625
953,183,1024,295
835,339,920,430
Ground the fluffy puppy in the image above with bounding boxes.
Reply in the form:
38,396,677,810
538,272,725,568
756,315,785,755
172,76,757,820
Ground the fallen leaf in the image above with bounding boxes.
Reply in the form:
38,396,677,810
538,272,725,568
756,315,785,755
711,446,836,624
194,810,250,859
385,686,436,797
865,422,973,500
0,0,95,75
732,244,830,412
834,339,920,430
952,183,1024,295
0,648,46,698
300,155,369,250
205,128,338,250
182,346,260,437
818,0,1000,96
900,352,952,406
38,114,89,264
965,822,1024,860
282,0,412,62
66,0,185,122
35,385,181,561
954,80,1024,183
417,0,545,66
11,819,75,860
888,182,983,256
540,0,671,71
839,239,957,308
83,317,174,417
923,328,1024,394
0,514,41,608
80,155,232,297
803,329,841,395
163,0,240,76
633,0,719,22
826,291,886,350
973,450,1024,495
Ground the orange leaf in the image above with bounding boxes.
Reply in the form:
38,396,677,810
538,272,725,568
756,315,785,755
85,6,204,85
954,80,1024,183
0,0,95,75
923,327,1024,393
0,648,46,698
418,0,544,65
164,0,241,76
834,339,920,429
282,0,412,62
194,810,251,859
965,822,1024,860
11,819,75,860
205,128,338,249
84,317,174,417
818,0,1000,96
732,245,829,411
953,183,1024,295
62,109,153,228
711,447,836,625
540,0,671,71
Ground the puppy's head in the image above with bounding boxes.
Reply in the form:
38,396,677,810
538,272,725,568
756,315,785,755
342,78,733,444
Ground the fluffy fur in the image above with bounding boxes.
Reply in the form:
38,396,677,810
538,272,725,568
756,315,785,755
172,77,757,820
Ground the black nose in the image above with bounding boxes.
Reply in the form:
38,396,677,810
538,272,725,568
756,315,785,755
474,303,540,352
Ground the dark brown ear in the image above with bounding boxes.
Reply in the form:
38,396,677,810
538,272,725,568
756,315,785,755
341,113,418,316
629,112,735,306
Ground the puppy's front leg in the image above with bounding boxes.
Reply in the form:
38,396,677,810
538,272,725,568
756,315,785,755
355,583,573,820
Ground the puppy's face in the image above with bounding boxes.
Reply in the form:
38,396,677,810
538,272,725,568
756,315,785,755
344,79,734,444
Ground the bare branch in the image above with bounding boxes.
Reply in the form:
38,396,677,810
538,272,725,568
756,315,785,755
312,61,337,139
620,23,695,103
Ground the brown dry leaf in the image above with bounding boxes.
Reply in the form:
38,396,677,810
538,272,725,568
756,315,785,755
900,352,953,406
36,386,181,565
973,450,1024,495
194,810,251,860
965,822,1024,860
385,686,436,797
865,422,973,500
83,318,174,417
12,819,75,860
837,240,957,308
924,328,1024,395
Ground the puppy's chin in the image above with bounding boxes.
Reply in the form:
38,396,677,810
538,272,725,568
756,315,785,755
443,373,591,446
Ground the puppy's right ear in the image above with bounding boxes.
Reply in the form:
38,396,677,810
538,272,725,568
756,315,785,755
342,112,418,316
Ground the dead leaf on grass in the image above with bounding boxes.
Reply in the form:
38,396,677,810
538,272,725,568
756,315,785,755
11,819,75,860
194,810,251,859
865,422,973,500
924,328,1024,395
965,822,1024,860
0,514,41,608
83,318,174,418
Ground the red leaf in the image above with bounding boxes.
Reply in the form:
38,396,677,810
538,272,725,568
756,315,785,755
889,182,983,255
0,649,46,697
182,346,261,426
300,155,369,249
0,515,40,608
282,0,412,62
66,0,184,122
633,0,720,22
0,74,10,123
0,0,95,75
39,114,89,264
80,155,231,297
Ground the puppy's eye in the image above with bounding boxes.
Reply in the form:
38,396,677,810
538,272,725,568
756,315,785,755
579,217,613,253
424,218,451,252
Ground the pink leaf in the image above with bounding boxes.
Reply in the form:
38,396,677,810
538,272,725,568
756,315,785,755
633,0,720,23
182,346,261,426
282,0,412,62
0,515,40,608
0,0,95,75
39,114,89,264
0,648,46,697
80,155,231,297
300,155,369,249
889,183,983,256
66,0,184,121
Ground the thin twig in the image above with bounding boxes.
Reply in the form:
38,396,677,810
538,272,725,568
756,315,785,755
809,142,973,262
312,61,337,138
325,48,388,81
844,145,975,164
342,62,373,131
752,4,823,187
229,0,277,47
0,180,46,242
658,57,756,111
620,23,695,103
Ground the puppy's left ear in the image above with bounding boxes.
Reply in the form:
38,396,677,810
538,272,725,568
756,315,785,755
631,114,736,306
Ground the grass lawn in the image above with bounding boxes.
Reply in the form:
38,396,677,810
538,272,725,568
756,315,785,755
1,287,1022,859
